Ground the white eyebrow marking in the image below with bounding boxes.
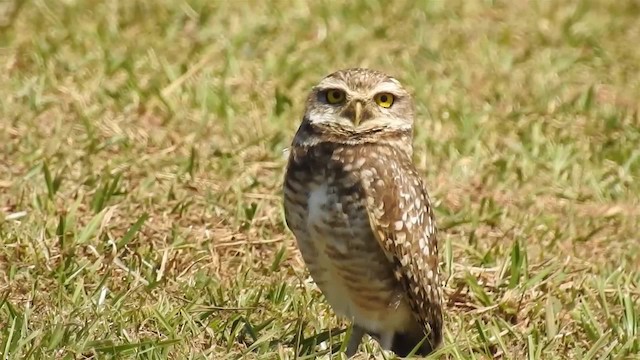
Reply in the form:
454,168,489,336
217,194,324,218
316,79,348,90
372,82,403,94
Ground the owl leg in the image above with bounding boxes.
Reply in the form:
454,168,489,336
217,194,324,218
345,325,366,357
379,331,394,350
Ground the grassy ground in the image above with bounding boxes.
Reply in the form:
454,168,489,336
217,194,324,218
1,0,639,359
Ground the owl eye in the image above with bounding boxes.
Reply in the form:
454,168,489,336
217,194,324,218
374,93,394,108
325,89,346,104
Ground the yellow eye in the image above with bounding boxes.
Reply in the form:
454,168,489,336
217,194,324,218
325,89,346,104
374,93,394,108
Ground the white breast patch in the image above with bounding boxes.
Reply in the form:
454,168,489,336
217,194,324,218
307,183,330,230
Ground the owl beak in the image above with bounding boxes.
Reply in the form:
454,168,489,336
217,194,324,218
342,100,366,126
352,101,363,126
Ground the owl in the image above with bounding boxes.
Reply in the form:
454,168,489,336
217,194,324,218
283,68,443,357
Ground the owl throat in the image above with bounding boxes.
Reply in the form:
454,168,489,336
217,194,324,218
293,117,414,158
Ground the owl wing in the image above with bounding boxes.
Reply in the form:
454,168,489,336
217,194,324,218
362,156,443,350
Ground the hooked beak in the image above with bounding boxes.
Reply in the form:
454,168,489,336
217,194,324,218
354,101,363,126
342,100,363,126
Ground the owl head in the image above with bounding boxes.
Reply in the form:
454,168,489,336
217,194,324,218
301,68,416,139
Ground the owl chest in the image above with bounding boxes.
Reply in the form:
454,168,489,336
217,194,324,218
305,182,369,245
294,180,412,332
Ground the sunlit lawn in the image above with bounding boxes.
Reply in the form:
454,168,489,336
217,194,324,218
1,1,639,358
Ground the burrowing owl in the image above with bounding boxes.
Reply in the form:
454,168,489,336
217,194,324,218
283,68,443,357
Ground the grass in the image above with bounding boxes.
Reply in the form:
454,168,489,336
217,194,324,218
1,0,639,358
